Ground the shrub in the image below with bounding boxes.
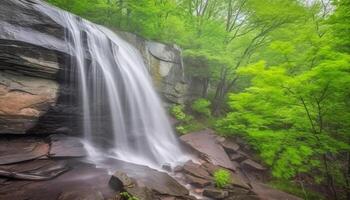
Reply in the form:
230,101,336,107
175,125,186,135
214,169,231,188
170,105,186,121
191,98,211,117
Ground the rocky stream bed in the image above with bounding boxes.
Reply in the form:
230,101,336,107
0,129,301,200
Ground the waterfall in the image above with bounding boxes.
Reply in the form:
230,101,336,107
37,2,189,168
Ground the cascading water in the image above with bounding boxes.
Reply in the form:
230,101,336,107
37,2,189,168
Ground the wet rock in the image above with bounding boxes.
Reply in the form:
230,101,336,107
49,134,87,158
201,162,221,175
203,188,229,199
224,195,260,200
0,138,49,165
180,130,236,171
185,174,211,187
229,153,245,162
241,159,266,171
183,161,211,180
114,31,187,104
0,160,69,181
57,189,104,200
162,163,172,172
109,160,189,198
0,160,116,200
220,140,240,154
174,166,183,173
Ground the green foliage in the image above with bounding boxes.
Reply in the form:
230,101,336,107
214,169,231,188
170,105,186,121
191,98,211,117
120,192,139,200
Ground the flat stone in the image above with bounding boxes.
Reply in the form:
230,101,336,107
185,174,211,187
0,160,69,181
203,188,229,199
49,134,87,158
224,195,260,200
57,189,104,200
229,153,245,162
180,130,236,171
183,161,212,180
221,140,240,154
0,158,116,200
241,159,266,171
0,138,49,165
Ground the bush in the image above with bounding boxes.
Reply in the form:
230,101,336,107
175,125,186,135
191,98,211,117
213,169,231,188
170,105,186,121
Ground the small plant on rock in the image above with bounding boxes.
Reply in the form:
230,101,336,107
214,169,231,188
120,192,139,200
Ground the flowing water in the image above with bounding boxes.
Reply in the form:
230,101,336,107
37,2,189,168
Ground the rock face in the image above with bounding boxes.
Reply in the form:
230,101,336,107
0,0,187,135
116,31,188,104
0,71,59,134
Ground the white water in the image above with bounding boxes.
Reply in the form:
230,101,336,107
38,3,189,168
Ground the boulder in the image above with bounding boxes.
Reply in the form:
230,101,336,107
109,160,189,199
229,153,246,162
220,140,240,154
203,188,229,199
180,130,236,171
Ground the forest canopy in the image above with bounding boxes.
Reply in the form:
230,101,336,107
46,0,350,199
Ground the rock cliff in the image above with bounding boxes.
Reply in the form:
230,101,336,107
0,0,187,134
